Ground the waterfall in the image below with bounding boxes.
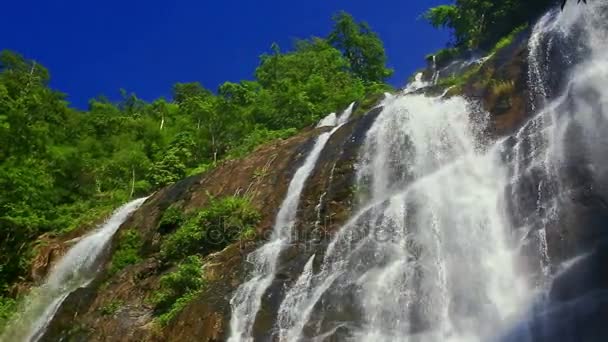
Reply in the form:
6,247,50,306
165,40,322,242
275,92,530,341
1,197,148,342
228,104,355,341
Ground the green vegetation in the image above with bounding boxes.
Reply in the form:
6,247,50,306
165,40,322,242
328,12,394,84
490,25,529,55
150,256,204,325
157,205,186,234
490,79,516,97
0,11,391,300
160,196,260,262
0,296,16,332
99,299,123,316
436,63,482,90
109,229,143,275
424,0,553,49
426,47,463,68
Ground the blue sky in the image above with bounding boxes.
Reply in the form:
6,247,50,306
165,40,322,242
1,0,450,109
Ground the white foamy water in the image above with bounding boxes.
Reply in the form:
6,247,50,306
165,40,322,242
275,93,531,341
1,197,148,342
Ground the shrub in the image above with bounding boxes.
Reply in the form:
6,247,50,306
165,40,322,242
0,296,16,333
157,205,185,234
151,256,204,325
186,163,215,177
109,229,143,275
160,196,260,262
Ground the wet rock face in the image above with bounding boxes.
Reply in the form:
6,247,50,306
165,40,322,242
506,243,608,342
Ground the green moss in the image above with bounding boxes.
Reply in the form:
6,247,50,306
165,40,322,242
109,229,143,275
160,196,260,262
150,256,204,325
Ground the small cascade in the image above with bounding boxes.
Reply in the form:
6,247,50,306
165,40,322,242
316,112,337,128
431,55,440,85
336,102,355,126
316,102,356,128
228,105,354,342
403,73,428,94
1,197,148,342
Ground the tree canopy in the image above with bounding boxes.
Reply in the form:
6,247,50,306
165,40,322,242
328,12,393,84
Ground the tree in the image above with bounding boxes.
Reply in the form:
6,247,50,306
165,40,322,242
328,12,393,84
254,38,365,129
425,0,555,49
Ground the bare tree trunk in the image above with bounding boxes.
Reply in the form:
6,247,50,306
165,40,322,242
129,167,135,199
211,133,217,163
160,114,165,130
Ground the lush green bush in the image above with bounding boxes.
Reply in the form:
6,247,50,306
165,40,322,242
157,205,185,235
151,256,204,325
109,229,143,275
160,196,260,262
0,296,16,332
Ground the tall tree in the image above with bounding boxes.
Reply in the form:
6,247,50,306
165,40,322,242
328,12,393,84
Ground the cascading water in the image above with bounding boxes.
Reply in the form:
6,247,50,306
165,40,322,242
501,2,608,340
1,197,148,342
275,93,530,342
273,4,608,341
228,104,355,342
